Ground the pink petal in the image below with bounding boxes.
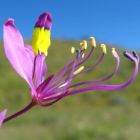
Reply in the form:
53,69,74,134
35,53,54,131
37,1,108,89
3,19,35,90
33,54,47,87
0,109,7,127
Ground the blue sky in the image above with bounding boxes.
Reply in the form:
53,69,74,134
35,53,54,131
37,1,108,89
0,0,140,50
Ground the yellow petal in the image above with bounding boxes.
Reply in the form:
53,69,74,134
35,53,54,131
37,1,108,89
32,27,51,55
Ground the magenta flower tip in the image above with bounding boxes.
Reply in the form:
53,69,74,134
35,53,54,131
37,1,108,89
5,18,14,26
35,12,52,30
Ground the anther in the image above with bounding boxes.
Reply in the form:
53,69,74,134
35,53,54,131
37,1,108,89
123,51,134,62
112,48,115,52
71,47,75,54
73,66,85,75
90,37,96,48
132,51,139,60
100,44,107,54
80,40,87,50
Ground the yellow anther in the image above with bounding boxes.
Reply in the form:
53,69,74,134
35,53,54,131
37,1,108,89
100,44,107,54
90,37,96,48
80,40,87,50
73,66,84,75
71,47,75,54
32,27,51,56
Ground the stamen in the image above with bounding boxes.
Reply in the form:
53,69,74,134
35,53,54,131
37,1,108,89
123,51,134,62
90,37,96,48
100,44,107,54
69,49,120,88
42,59,77,98
132,51,139,62
73,53,104,77
112,48,118,58
80,40,87,50
58,82,69,88
112,48,115,52
71,47,75,54
76,49,81,58
73,66,84,75
64,52,139,96
82,53,85,58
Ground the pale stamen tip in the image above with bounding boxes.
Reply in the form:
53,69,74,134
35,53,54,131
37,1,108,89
73,66,85,75
71,47,75,54
100,44,107,54
112,48,116,52
89,37,96,48
80,40,87,50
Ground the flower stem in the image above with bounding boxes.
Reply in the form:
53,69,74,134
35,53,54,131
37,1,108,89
3,101,36,124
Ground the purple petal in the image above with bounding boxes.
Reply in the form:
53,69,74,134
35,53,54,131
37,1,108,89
3,19,35,90
33,54,47,87
0,109,7,127
35,12,52,30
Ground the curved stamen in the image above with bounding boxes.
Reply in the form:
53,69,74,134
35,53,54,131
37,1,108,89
37,74,54,94
50,51,105,91
44,46,107,93
65,52,139,96
45,48,84,90
40,58,77,100
44,58,83,94
69,48,120,88
74,53,105,77
49,42,95,86
132,51,139,63
74,44,107,77
77,47,94,67
38,91,68,106
44,55,74,90
42,52,139,101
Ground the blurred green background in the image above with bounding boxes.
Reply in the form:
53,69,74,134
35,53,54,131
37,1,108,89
0,40,140,140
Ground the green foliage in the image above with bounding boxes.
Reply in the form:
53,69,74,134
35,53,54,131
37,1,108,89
0,40,140,139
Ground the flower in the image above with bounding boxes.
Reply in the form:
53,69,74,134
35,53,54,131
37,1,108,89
1,12,139,126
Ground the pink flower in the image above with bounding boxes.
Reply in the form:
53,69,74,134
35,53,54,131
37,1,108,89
0,12,139,126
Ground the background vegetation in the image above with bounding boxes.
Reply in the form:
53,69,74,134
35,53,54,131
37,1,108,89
0,40,140,140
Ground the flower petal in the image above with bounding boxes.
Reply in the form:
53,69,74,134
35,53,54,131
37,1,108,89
0,109,7,127
3,19,35,89
33,54,47,87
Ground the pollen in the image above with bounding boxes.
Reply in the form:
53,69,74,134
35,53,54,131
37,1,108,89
112,48,116,52
32,27,51,56
73,66,85,75
100,44,107,54
71,47,75,54
90,37,96,48
80,40,87,50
